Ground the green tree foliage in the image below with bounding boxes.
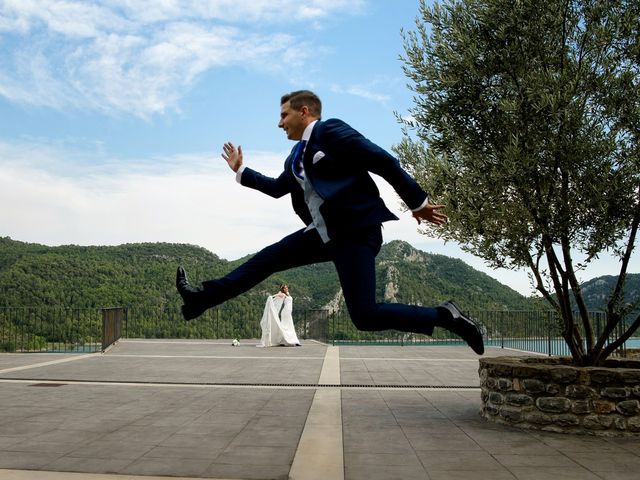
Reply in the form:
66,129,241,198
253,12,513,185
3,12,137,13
397,0,640,365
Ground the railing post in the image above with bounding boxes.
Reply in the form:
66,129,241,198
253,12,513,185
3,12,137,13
547,310,552,356
102,307,123,352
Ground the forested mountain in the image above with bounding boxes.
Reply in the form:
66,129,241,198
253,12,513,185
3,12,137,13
0,236,534,313
579,275,640,312
2,236,638,348
2,236,638,314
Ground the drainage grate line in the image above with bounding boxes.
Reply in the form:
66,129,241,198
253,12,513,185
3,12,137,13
2,377,478,389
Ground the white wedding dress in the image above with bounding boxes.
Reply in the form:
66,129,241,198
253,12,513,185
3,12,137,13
257,294,301,347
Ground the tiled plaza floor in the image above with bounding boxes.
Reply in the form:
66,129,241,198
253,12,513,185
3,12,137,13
0,340,639,480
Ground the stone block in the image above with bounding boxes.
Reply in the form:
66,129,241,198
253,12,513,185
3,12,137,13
601,387,630,399
633,385,640,398
590,369,623,385
523,411,553,425
628,416,640,432
497,378,513,391
583,414,613,430
566,384,596,399
490,363,514,376
546,383,560,395
513,365,546,379
550,367,579,384
499,406,523,423
505,393,533,406
483,404,499,416
552,413,580,427
481,389,489,403
536,397,571,413
614,416,627,430
512,377,522,391
571,400,591,415
592,400,616,414
522,378,546,394
488,392,504,405
621,371,640,384
484,376,497,389
616,400,640,416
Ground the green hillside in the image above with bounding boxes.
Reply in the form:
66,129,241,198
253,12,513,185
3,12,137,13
5,235,637,348
0,236,534,313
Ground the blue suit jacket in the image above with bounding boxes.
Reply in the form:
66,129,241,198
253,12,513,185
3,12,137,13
240,118,428,240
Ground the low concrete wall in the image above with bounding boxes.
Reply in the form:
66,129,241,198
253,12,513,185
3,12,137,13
479,356,640,436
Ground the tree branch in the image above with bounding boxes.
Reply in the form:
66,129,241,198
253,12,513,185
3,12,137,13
599,312,640,364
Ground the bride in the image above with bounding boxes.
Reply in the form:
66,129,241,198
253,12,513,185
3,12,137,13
257,284,301,347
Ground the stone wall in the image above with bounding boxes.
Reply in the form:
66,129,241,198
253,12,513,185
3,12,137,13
479,356,640,436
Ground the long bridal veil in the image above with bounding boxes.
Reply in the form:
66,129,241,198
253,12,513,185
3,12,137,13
257,294,301,347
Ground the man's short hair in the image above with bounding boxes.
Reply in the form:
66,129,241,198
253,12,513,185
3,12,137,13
281,90,322,118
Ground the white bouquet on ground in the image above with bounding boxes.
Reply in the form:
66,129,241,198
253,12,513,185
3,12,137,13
231,339,240,347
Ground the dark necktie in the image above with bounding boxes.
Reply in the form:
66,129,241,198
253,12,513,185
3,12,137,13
292,140,306,179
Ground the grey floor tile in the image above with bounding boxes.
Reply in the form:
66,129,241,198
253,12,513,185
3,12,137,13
565,452,640,471
143,444,224,460
345,463,429,480
121,456,211,477
343,429,414,455
480,440,562,456
596,472,640,480
345,452,423,467
229,426,303,448
403,432,483,452
45,455,134,474
5,439,79,455
428,469,516,480
65,439,154,460
417,450,503,471
205,462,290,480
508,466,602,480
0,451,62,470
159,433,235,450
493,454,581,468
215,445,296,466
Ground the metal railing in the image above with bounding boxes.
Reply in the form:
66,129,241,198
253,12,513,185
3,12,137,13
1,305,636,356
1,307,104,353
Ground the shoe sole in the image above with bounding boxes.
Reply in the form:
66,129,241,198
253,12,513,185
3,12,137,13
442,301,485,355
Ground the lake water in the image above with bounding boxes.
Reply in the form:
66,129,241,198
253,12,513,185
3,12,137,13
486,337,640,356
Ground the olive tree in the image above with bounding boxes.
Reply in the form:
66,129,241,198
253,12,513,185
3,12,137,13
396,0,639,365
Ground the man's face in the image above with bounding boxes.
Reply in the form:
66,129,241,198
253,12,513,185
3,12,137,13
278,101,306,140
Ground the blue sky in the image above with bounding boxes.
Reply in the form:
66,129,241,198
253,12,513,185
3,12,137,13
0,0,635,297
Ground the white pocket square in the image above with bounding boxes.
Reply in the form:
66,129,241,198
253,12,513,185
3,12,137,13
312,151,325,164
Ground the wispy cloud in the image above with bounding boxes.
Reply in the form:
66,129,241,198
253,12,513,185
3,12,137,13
0,138,300,257
0,0,365,117
330,79,394,105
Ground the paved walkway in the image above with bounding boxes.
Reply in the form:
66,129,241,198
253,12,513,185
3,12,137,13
0,340,639,480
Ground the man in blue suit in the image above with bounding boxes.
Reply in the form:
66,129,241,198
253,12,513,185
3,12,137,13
177,90,484,354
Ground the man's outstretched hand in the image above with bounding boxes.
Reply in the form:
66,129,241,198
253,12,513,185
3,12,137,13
412,203,447,226
222,142,243,172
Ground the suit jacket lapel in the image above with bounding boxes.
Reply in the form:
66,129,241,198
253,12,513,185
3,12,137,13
302,120,322,181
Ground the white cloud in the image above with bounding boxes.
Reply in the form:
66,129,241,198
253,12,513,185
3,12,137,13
0,0,365,117
0,139,301,258
330,80,393,105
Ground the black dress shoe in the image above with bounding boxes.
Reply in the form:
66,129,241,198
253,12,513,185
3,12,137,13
176,266,210,321
438,300,484,355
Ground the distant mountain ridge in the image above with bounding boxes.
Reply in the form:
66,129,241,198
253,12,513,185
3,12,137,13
0,236,635,314
579,275,640,311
